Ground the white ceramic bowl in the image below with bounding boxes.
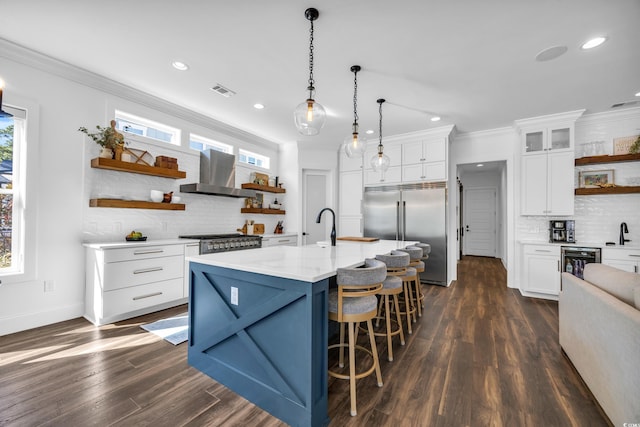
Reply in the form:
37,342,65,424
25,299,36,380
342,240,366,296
171,196,181,203
150,190,163,203
316,241,330,248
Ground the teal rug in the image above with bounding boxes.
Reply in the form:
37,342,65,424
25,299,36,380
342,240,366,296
140,313,188,345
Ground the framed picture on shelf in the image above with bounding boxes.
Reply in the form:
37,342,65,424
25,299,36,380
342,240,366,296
579,169,614,188
613,135,638,155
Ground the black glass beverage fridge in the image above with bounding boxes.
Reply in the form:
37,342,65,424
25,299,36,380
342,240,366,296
561,246,601,279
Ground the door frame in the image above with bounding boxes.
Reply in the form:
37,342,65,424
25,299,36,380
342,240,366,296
302,169,333,246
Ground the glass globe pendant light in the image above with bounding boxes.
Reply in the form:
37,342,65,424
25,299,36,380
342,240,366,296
344,65,367,158
371,98,390,174
294,8,326,136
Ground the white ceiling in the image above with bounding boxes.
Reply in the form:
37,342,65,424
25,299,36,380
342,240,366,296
1,1,639,150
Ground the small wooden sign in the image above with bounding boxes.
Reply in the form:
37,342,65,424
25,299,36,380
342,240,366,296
613,135,638,155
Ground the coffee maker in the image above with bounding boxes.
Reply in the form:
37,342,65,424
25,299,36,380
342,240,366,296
549,220,575,243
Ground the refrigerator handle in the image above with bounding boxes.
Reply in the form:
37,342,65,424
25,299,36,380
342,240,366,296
396,201,400,240
402,201,407,241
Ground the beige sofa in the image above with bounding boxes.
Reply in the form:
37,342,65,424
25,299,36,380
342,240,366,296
559,264,640,426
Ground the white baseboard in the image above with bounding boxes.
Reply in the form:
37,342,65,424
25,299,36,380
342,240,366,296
0,303,84,336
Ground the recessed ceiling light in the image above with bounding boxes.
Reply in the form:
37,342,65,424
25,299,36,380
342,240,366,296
366,129,374,134
535,45,568,62
253,103,264,110
635,92,640,97
581,36,607,50
431,116,441,122
477,163,484,167
171,61,189,71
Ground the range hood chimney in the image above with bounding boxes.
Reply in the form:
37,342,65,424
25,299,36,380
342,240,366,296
180,150,257,198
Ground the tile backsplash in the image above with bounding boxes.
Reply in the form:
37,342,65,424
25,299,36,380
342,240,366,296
518,194,639,245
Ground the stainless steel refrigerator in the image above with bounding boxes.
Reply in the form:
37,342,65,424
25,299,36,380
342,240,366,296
363,183,447,286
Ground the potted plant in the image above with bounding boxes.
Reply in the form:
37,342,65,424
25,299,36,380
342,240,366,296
78,119,126,159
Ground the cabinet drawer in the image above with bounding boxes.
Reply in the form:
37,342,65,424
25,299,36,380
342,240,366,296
103,255,183,291
103,244,184,263
264,236,298,247
602,248,640,261
102,278,184,319
523,244,560,256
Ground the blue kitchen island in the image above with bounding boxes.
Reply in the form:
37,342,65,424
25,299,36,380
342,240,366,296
186,240,416,427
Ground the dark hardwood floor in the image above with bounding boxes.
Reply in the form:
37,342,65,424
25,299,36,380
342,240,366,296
0,256,609,426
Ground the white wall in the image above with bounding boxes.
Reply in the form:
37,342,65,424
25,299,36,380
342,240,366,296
0,44,280,335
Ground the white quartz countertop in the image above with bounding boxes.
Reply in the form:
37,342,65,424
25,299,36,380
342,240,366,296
83,238,199,249
187,239,418,282
518,240,640,250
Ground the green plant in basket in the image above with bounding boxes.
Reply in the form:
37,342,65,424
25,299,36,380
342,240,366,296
630,135,640,154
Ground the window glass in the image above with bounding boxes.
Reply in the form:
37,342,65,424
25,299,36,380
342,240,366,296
114,110,181,145
238,149,270,169
0,106,25,274
189,133,233,154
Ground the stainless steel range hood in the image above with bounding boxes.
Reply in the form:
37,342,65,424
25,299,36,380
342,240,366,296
180,150,256,198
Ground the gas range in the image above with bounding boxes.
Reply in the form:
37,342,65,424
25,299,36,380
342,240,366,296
179,233,262,254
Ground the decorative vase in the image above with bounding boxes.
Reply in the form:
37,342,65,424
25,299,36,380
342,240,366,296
99,147,114,159
113,144,124,161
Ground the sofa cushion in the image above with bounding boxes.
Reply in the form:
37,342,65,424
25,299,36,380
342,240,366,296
583,263,640,307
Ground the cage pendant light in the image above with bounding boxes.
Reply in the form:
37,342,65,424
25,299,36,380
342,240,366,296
294,8,326,136
344,65,367,158
371,98,390,174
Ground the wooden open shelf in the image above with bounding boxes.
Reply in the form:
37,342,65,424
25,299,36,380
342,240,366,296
241,208,286,215
90,199,186,210
91,158,186,179
575,153,640,166
241,183,286,193
575,186,640,195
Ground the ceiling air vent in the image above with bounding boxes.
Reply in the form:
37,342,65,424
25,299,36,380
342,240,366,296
611,100,638,108
211,84,236,98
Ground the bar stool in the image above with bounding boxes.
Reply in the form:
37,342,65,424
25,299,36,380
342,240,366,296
373,250,409,362
413,243,431,309
397,246,422,324
328,258,386,417
405,245,425,317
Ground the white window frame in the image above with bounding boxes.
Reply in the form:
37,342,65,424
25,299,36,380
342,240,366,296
0,101,37,284
239,148,270,170
189,133,233,154
115,110,181,146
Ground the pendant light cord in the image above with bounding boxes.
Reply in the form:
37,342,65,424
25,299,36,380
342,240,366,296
308,19,315,96
353,69,359,127
378,100,384,155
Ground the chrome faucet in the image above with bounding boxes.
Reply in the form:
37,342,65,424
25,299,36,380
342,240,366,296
620,222,630,245
316,208,336,246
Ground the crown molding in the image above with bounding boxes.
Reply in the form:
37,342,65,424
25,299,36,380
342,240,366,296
0,38,278,150
577,106,640,125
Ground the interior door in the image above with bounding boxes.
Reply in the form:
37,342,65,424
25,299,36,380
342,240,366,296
302,170,329,245
463,187,497,257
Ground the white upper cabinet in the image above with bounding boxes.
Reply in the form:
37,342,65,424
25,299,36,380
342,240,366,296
402,138,446,164
523,126,572,155
516,110,584,216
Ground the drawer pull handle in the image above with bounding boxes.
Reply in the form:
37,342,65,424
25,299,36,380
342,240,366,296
133,292,163,301
534,249,551,253
133,267,163,274
133,249,164,255
629,254,640,258
278,239,290,243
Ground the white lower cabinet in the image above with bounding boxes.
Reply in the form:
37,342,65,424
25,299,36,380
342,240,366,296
522,244,561,296
85,241,188,325
261,234,298,247
602,248,640,273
